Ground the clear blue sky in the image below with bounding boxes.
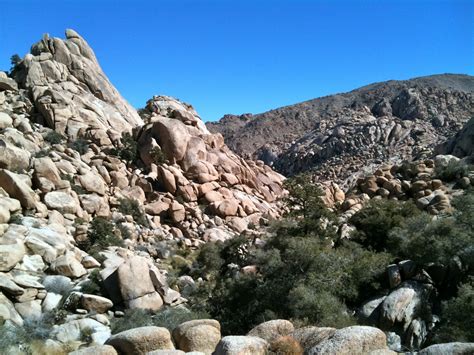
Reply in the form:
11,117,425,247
0,0,472,121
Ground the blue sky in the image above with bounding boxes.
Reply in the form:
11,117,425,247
0,0,472,121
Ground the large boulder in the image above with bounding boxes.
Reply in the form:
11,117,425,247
105,326,174,354
292,326,336,351
0,75,18,91
33,156,62,189
44,191,78,214
117,256,163,310
213,336,269,355
308,326,388,355
52,318,111,344
439,118,474,158
0,140,30,172
0,169,37,209
418,342,474,355
0,240,26,272
379,281,432,329
81,294,114,313
0,292,24,325
50,252,87,278
247,319,294,343
172,319,221,354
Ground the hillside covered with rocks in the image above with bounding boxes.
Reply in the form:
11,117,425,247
207,74,474,186
0,30,473,355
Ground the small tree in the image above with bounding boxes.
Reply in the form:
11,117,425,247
282,173,336,238
9,54,21,75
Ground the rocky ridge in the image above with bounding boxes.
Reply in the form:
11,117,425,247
207,74,474,187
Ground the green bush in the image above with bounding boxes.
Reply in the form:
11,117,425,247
190,220,390,334
82,217,124,253
435,160,471,182
69,137,90,155
44,131,65,145
112,132,138,163
150,146,167,165
388,190,473,266
350,199,421,252
118,198,149,226
81,269,103,295
0,311,59,352
433,280,474,343
9,54,21,74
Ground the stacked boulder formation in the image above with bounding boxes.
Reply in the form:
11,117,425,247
0,29,285,352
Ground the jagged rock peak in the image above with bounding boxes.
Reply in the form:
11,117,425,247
13,29,143,140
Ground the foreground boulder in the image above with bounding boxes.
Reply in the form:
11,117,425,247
172,319,221,354
70,344,118,355
213,336,269,355
292,326,337,351
247,319,294,343
117,255,163,310
308,326,388,355
418,342,474,355
105,326,174,354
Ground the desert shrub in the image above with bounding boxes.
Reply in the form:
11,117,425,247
388,191,473,267
269,336,304,355
150,146,167,165
118,198,149,226
349,199,421,252
112,132,138,163
0,311,59,352
117,223,132,240
190,220,390,334
433,280,474,343
282,174,337,238
187,175,391,334
44,131,65,145
42,276,72,296
83,217,124,253
81,269,103,295
34,148,50,158
62,174,88,195
435,159,471,182
8,214,22,225
69,137,89,155
111,307,208,334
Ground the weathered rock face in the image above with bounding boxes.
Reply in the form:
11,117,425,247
208,74,474,184
213,335,269,355
439,117,474,159
172,319,221,354
13,29,142,139
136,95,285,224
105,326,174,355
247,319,295,343
308,326,389,355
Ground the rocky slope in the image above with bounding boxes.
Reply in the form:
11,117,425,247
0,30,286,354
208,74,474,186
0,29,472,355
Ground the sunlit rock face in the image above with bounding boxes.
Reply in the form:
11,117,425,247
14,29,143,140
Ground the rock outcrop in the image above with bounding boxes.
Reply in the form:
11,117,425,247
439,117,474,159
13,29,142,140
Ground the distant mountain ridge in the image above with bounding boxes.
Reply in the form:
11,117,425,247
207,74,474,184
